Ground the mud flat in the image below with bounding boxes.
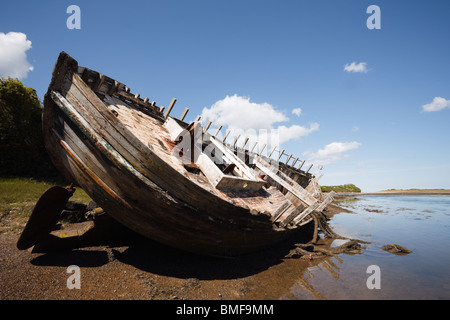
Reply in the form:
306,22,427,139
0,204,347,300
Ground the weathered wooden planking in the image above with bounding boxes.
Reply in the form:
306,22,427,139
41,52,322,255
271,200,292,222
255,157,317,206
209,136,260,181
46,93,300,255
277,203,306,227
315,191,336,212
68,73,269,225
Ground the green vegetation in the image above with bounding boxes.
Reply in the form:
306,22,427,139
0,79,92,233
320,184,361,193
0,177,91,234
0,77,59,178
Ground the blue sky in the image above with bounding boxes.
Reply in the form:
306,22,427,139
1,0,449,191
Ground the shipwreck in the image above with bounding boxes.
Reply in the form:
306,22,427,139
17,52,335,256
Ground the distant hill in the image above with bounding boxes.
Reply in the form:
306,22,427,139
376,189,450,194
320,184,361,193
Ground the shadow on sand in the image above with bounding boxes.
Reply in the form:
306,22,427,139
30,214,315,280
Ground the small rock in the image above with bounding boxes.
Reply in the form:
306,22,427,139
381,244,412,255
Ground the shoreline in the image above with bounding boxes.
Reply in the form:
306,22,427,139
334,189,450,196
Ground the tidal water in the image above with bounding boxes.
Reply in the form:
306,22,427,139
291,194,450,299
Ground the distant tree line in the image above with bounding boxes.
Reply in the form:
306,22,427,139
320,184,361,193
0,77,59,178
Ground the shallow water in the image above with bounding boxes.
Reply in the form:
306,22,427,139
291,195,450,299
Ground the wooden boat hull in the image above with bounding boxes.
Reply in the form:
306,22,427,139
38,52,330,256
41,52,319,256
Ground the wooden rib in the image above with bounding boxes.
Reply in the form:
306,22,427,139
179,107,189,121
164,98,177,119
232,134,241,147
315,191,335,212
271,200,292,222
241,137,249,149
285,154,292,164
258,144,267,156
277,149,285,162
298,160,305,170
268,146,276,157
313,165,323,176
203,120,212,133
278,203,306,227
213,125,222,137
222,130,231,142
255,157,317,206
292,202,319,226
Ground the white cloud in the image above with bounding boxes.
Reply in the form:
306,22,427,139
201,94,287,131
352,126,360,132
303,141,361,165
292,108,302,117
344,62,368,73
200,94,319,148
421,97,450,112
0,32,33,79
276,123,320,145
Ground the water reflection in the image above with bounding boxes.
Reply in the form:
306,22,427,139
291,255,344,300
284,195,450,300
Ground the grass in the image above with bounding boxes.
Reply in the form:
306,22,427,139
320,184,361,193
0,177,92,234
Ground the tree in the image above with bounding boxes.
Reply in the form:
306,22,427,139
0,77,57,177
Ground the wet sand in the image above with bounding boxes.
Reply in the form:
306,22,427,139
0,204,347,300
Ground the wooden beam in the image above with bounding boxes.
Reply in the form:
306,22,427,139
285,154,292,165
95,74,105,92
258,143,267,156
268,146,276,157
179,107,189,121
292,157,299,167
194,115,201,122
222,130,230,142
315,191,335,212
277,149,285,162
164,98,177,119
298,160,305,170
255,157,317,206
292,202,319,226
250,142,258,153
314,165,323,176
241,137,249,149
203,120,212,133
271,200,292,222
222,163,236,174
210,137,260,180
213,125,222,137
305,163,313,173
232,134,241,147
278,203,306,227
